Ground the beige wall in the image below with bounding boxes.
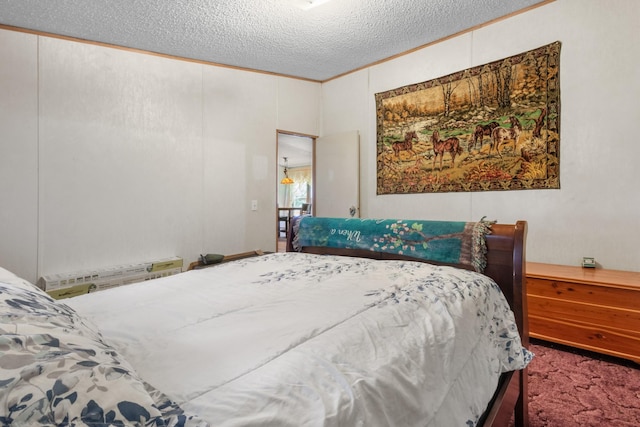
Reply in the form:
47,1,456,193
321,0,640,271
0,30,321,283
0,30,38,281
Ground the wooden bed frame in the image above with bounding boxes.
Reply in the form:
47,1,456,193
287,219,529,427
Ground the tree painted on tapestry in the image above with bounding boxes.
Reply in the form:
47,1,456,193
372,221,461,254
375,41,561,194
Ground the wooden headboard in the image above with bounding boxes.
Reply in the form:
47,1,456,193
288,218,529,427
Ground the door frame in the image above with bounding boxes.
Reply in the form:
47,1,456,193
276,130,317,250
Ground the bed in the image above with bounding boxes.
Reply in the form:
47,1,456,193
0,217,531,427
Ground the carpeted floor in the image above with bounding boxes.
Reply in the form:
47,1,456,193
514,339,640,426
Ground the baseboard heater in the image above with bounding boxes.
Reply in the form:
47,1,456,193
36,257,183,300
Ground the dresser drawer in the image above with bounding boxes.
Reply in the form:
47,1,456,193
529,315,640,363
527,277,639,310
528,293,640,333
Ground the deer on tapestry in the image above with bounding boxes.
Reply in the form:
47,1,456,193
431,130,462,171
392,130,419,158
469,121,500,152
490,116,522,158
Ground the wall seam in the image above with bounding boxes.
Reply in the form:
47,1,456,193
36,35,41,280
201,65,206,256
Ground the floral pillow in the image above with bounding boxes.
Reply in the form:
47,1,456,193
0,278,208,426
0,266,41,293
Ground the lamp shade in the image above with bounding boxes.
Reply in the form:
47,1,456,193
281,157,294,184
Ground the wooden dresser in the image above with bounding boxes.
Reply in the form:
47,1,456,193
526,262,640,363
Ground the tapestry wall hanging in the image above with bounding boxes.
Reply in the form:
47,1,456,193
375,41,560,194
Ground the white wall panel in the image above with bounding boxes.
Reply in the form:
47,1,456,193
0,30,38,282
202,66,278,254
0,30,321,280
321,70,370,215
322,0,640,271
38,38,204,275
276,77,321,136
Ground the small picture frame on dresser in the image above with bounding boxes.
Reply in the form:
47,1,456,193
582,257,596,268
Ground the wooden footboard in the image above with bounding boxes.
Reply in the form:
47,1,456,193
483,221,528,427
288,218,529,427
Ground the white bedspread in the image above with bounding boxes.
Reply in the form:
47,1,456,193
66,252,531,426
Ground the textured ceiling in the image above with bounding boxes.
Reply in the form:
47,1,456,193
0,0,546,81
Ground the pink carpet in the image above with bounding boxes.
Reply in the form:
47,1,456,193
515,340,640,426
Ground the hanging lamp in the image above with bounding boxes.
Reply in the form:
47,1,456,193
280,157,294,184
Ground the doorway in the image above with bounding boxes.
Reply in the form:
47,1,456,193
277,132,314,252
